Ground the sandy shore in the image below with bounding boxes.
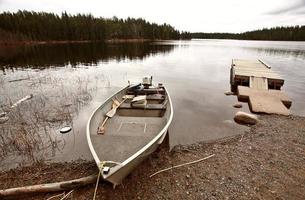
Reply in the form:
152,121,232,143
1,114,305,199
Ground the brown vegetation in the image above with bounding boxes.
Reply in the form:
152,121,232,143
0,74,94,166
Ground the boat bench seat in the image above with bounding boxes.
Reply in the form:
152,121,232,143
118,102,166,117
129,95,164,104
119,103,166,110
126,88,165,95
146,95,165,101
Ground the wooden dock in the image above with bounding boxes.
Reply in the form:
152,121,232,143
230,59,292,115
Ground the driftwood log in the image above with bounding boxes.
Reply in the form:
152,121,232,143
0,174,97,197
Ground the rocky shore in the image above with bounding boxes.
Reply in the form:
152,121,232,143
1,114,305,199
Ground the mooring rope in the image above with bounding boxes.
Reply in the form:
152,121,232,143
93,162,104,200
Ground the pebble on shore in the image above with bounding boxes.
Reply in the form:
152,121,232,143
233,103,243,108
224,91,234,96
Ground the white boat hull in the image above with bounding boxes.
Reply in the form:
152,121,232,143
86,84,173,186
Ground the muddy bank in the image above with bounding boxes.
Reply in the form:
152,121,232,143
1,114,305,199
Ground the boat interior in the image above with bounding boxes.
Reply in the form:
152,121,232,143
91,83,169,164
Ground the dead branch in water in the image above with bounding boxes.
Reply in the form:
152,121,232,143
8,77,30,83
0,174,97,197
11,94,33,109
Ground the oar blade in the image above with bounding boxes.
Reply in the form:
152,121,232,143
106,108,116,118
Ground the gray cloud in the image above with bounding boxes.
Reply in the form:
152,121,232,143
267,0,305,14
294,7,305,14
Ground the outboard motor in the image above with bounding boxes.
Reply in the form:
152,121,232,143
142,76,153,89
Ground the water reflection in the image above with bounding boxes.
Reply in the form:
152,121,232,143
0,42,175,71
242,47,305,59
161,40,305,59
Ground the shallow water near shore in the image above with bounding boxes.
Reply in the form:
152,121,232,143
0,40,305,170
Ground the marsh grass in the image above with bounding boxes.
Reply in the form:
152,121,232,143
0,69,106,168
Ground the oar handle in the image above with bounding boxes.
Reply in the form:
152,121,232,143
101,116,109,127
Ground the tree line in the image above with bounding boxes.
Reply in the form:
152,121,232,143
0,10,180,43
183,26,305,41
0,10,304,42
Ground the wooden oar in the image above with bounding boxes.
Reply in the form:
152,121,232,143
112,97,120,107
97,96,130,134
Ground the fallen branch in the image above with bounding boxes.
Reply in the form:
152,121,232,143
149,154,215,178
0,174,97,197
60,189,73,200
46,192,65,200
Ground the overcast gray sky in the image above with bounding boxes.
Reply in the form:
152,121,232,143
0,0,305,33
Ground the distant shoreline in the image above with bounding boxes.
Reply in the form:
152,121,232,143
190,38,305,42
1,38,305,46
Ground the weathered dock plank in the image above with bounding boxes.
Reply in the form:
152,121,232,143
250,77,268,90
237,86,292,115
230,59,292,115
231,59,284,91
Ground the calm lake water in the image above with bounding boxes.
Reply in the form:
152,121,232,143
1,40,305,170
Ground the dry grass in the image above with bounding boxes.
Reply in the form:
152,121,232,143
0,70,108,168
